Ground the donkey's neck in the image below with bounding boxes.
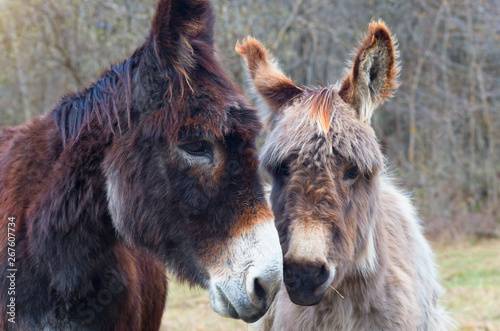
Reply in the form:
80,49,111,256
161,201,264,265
321,174,429,326
1,108,123,318
29,121,118,300
33,46,166,303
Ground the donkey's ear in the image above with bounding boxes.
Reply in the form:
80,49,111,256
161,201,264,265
150,0,215,71
236,37,302,123
339,20,400,124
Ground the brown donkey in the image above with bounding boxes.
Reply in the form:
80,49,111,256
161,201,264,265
0,0,283,329
237,21,452,330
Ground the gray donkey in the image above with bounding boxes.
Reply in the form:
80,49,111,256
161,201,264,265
237,20,453,330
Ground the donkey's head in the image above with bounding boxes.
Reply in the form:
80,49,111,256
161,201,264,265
84,0,283,322
237,21,399,306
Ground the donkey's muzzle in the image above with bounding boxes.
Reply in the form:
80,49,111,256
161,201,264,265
211,265,282,322
283,258,331,306
207,220,283,322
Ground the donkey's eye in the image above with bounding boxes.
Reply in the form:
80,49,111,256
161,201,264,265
180,140,213,158
274,163,290,177
343,165,360,181
183,141,204,153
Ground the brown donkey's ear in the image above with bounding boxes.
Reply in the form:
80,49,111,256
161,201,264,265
151,0,215,74
236,37,302,124
339,20,400,124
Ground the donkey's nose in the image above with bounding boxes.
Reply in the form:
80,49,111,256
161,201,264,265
283,258,330,306
245,265,282,307
208,220,283,323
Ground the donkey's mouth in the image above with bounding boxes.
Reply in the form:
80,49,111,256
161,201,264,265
210,283,270,323
286,287,324,306
215,285,239,319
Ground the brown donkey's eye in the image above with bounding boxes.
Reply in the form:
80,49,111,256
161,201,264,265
184,141,203,152
180,141,213,158
343,165,360,181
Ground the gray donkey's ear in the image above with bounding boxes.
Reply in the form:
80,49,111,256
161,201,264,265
339,20,400,124
236,37,302,127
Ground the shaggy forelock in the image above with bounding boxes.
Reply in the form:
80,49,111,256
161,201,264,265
261,87,384,175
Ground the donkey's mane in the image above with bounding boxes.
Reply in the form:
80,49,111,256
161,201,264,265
52,0,228,147
300,87,336,136
54,57,135,145
53,36,239,147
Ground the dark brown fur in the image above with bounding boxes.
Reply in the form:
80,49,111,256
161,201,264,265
0,1,280,330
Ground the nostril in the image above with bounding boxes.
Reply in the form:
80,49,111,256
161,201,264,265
283,265,301,291
313,263,329,288
253,277,267,301
284,268,293,282
318,264,328,279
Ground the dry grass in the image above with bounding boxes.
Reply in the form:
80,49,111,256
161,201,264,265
437,239,500,331
160,277,247,331
160,239,500,330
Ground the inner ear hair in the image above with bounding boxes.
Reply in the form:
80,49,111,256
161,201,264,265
339,20,400,124
236,37,302,119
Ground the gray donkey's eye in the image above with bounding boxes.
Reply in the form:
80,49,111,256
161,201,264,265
343,165,360,181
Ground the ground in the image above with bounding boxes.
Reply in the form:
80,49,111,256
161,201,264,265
160,239,500,330
438,239,500,331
